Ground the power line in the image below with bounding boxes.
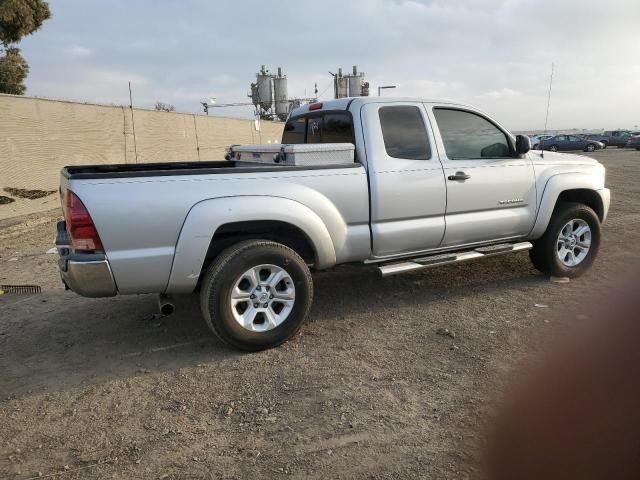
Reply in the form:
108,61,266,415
317,79,335,98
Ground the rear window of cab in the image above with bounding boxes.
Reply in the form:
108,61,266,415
282,112,354,145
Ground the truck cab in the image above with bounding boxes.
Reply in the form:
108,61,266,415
284,98,537,257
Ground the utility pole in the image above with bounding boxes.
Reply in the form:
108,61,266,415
128,81,138,163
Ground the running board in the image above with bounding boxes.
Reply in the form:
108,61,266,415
378,241,533,277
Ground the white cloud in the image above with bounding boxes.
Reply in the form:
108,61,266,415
26,67,150,106
476,88,522,99
65,45,93,57
19,0,640,130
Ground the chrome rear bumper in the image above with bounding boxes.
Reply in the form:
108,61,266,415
56,221,117,297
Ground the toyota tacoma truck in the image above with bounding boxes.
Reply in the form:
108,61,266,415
56,97,610,351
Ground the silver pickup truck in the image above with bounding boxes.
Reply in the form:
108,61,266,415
56,97,610,350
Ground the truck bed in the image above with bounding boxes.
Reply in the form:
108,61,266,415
63,160,361,180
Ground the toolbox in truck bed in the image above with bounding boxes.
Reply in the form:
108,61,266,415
226,143,355,166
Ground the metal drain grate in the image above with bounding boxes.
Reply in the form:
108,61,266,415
0,284,42,295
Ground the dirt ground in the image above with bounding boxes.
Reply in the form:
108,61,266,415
1,148,638,479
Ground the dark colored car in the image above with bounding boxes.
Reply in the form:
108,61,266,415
540,134,604,153
587,130,633,148
626,134,640,150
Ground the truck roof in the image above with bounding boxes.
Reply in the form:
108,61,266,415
288,96,473,119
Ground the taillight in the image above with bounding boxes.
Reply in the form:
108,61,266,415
64,191,104,252
309,102,323,111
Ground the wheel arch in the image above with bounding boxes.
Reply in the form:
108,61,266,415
528,173,608,239
166,196,337,293
203,219,317,272
556,189,604,221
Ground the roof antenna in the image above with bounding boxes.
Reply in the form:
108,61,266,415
541,62,554,158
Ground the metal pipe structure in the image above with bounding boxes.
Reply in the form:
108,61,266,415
378,85,397,96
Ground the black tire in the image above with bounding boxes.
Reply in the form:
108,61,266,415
585,144,595,152
529,202,600,278
199,240,313,351
549,145,558,152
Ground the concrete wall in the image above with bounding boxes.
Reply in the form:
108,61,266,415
0,94,283,219
0,94,283,191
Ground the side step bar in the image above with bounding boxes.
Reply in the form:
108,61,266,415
378,241,533,277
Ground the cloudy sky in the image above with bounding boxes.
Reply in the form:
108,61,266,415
17,0,640,131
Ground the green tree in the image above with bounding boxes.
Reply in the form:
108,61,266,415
0,0,51,94
0,46,28,94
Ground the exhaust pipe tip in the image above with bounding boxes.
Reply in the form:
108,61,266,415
158,295,175,316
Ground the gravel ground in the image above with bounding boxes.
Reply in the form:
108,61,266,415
1,148,638,479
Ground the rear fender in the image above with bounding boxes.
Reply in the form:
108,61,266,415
166,196,336,293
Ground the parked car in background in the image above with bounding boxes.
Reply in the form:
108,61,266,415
587,130,633,148
540,135,604,152
529,134,554,149
626,133,640,150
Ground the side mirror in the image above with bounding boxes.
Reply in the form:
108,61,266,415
515,134,531,155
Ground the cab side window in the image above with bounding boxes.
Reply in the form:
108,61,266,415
378,106,431,160
434,108,511,159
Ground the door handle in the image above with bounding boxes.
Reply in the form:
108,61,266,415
448,171,471,181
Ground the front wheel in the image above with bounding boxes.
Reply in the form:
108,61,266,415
200,240,313,351
549,145,558,152
585,144,595,152
529,202,601,278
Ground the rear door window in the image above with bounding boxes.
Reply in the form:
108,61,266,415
378,106,431,160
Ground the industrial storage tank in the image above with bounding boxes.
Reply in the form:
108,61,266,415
256,65,273,111
335,68,349,99
273,67,289,121
348,65,365,97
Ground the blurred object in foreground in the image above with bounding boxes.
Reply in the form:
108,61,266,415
488,268,640,480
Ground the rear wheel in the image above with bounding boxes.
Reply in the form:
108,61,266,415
530,202,600,278
200,240,313,351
